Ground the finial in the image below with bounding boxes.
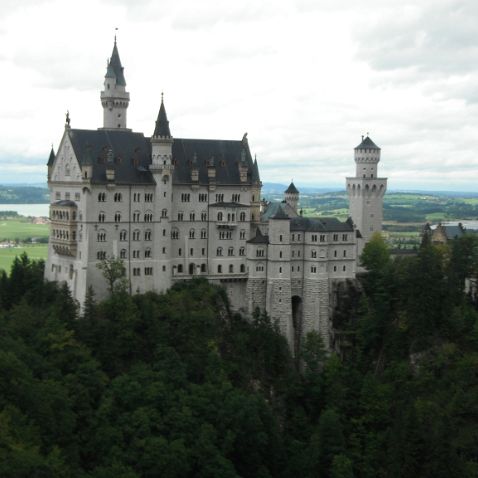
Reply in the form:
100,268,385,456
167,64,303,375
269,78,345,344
361,134,364,141
366,131,369,137
114,27,118,44
65,110,70,127
161,91,164,103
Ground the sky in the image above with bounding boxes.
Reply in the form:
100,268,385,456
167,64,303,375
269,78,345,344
1,0,478,191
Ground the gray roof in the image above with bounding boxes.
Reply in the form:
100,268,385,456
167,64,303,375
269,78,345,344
68,129,155,185
171,137,255,185
270,204,290,220
153,99,171,137
47,147,55,166
247,228,269,244
285,182,299,194
261,201,298,221
290,216,354,232
355,136,380,150
65,128,257,186
105,41,126,86
443,224,465,239
53,200,77,207
252,157,260,183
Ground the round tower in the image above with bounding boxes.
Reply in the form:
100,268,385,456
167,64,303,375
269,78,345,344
284,182,299,213
346,136,387,252
100,38,130,129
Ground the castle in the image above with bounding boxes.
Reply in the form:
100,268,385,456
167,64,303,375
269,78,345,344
45,40,387,352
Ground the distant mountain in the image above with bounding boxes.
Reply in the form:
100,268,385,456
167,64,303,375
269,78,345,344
261,182,342,195
0,185,49,204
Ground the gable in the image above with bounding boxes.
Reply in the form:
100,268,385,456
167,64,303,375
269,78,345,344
51,133,82,182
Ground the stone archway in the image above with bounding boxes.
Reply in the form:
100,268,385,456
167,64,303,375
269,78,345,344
291,295,303,358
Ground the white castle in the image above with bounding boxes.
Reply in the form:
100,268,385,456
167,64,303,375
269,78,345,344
45,40,387,352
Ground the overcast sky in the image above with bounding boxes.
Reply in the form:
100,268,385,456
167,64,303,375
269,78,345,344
1,0,478,191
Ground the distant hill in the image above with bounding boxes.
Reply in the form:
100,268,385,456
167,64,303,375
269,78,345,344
0,185,49,204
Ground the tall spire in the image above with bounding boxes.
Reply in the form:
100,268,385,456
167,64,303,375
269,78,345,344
105,39,126,86
153,94,171,138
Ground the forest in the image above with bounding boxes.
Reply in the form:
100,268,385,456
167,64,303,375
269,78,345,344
0,234,478,477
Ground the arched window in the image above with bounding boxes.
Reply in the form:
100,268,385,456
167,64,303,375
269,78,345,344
189,263,195,275
114,212,121,223
217,264,222,273
189,229,195,239
98,212,105,223
120,249,127,259
145,248,152,258
239,247,245,256
240,264,245,273
217,247,223,256
133,230,140,241
217,212,223,221
162,208,167,217
171,228,179,240
98,192,106,202
201,229,207,239
114,193,122,202
229,264,234,273
145,230,152,241
133,211,140,222
240,211,246,221
97,230,106,242
144,212,153,222
120,230,127,241
228,247,234,256
177,264,183,273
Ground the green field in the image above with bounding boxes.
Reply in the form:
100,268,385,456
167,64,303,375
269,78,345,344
0,244,48,274
0,220,49,241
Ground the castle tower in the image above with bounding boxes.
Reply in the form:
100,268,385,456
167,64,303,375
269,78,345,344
346,136,387,253
150,95,174,291
100,38,130,129
284,182,299,213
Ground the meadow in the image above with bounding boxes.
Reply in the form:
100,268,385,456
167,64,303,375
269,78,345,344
0,220,49,241
0,244,48,273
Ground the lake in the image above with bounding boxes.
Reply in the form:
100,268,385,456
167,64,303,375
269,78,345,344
0,203,49,217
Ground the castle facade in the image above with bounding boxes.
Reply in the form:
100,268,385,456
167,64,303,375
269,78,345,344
45,40,387,352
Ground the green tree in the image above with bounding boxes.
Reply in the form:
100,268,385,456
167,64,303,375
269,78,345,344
97,257,128,294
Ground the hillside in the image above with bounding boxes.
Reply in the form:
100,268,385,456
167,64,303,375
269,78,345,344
0,241,478,477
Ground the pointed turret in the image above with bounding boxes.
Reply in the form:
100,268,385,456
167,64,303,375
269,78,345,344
153,96,171,138
100,38,130,130
47,146,55,166
252,156,260,183
284,182,299,213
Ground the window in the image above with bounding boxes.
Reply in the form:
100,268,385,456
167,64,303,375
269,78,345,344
279,267,282,273
311,234,318,242
256,249,265,257
171,229,179,239
320,234,326,242
229,264,234,273
239,247,245,256
228,247,234,256
145,193,153,202
256,265,264,272
145,230,152,241
162,265,166,272
292,234,295,241
240,264,245,273
114,212,121,223
133,250,140,258
342,234,348,241
343,265,346,272
56,192,61,200
216,193,224,202
162,208,168,218
133,211,140,222
333,266,337,272
279,251,283,258
217,265,223,273
177,264,183,273
217,247,223,256
217,212,223,221
120,249,127,259
232,193,240,202
343,250,347,257
202,248,206,256
114,193,122,202
240,230,246,240
75,192,80,201
163,229,166,236
311,266,317,273
311,250,317,258
96,251,106,260
145,248,152,258
201,264,206,272
190,212,195,221
144,212,153,222
178,248,182,256
201,211,207,221
181,193,190,202
133,193,141,202
219,231,232,240
98,212,105,223
145,267,153,275
177,212,184,221
334,250,337,257
97,231,106,242
201,229,207,239
133,230,140,241
189,229,195,239
162,247,166,254
133,267,141,276
199,193,208,202
333,234,339,241
98,192,106,202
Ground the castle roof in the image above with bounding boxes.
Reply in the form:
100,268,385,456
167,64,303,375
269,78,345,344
47,146,55,166
66,129,257,186
285,182,299,194
105,40,126,86
153,98,171,138
247,228,269,244
261,201,298,221
252,157,260,183
290,216,354,232
355,136,380,150
270,204,290,220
